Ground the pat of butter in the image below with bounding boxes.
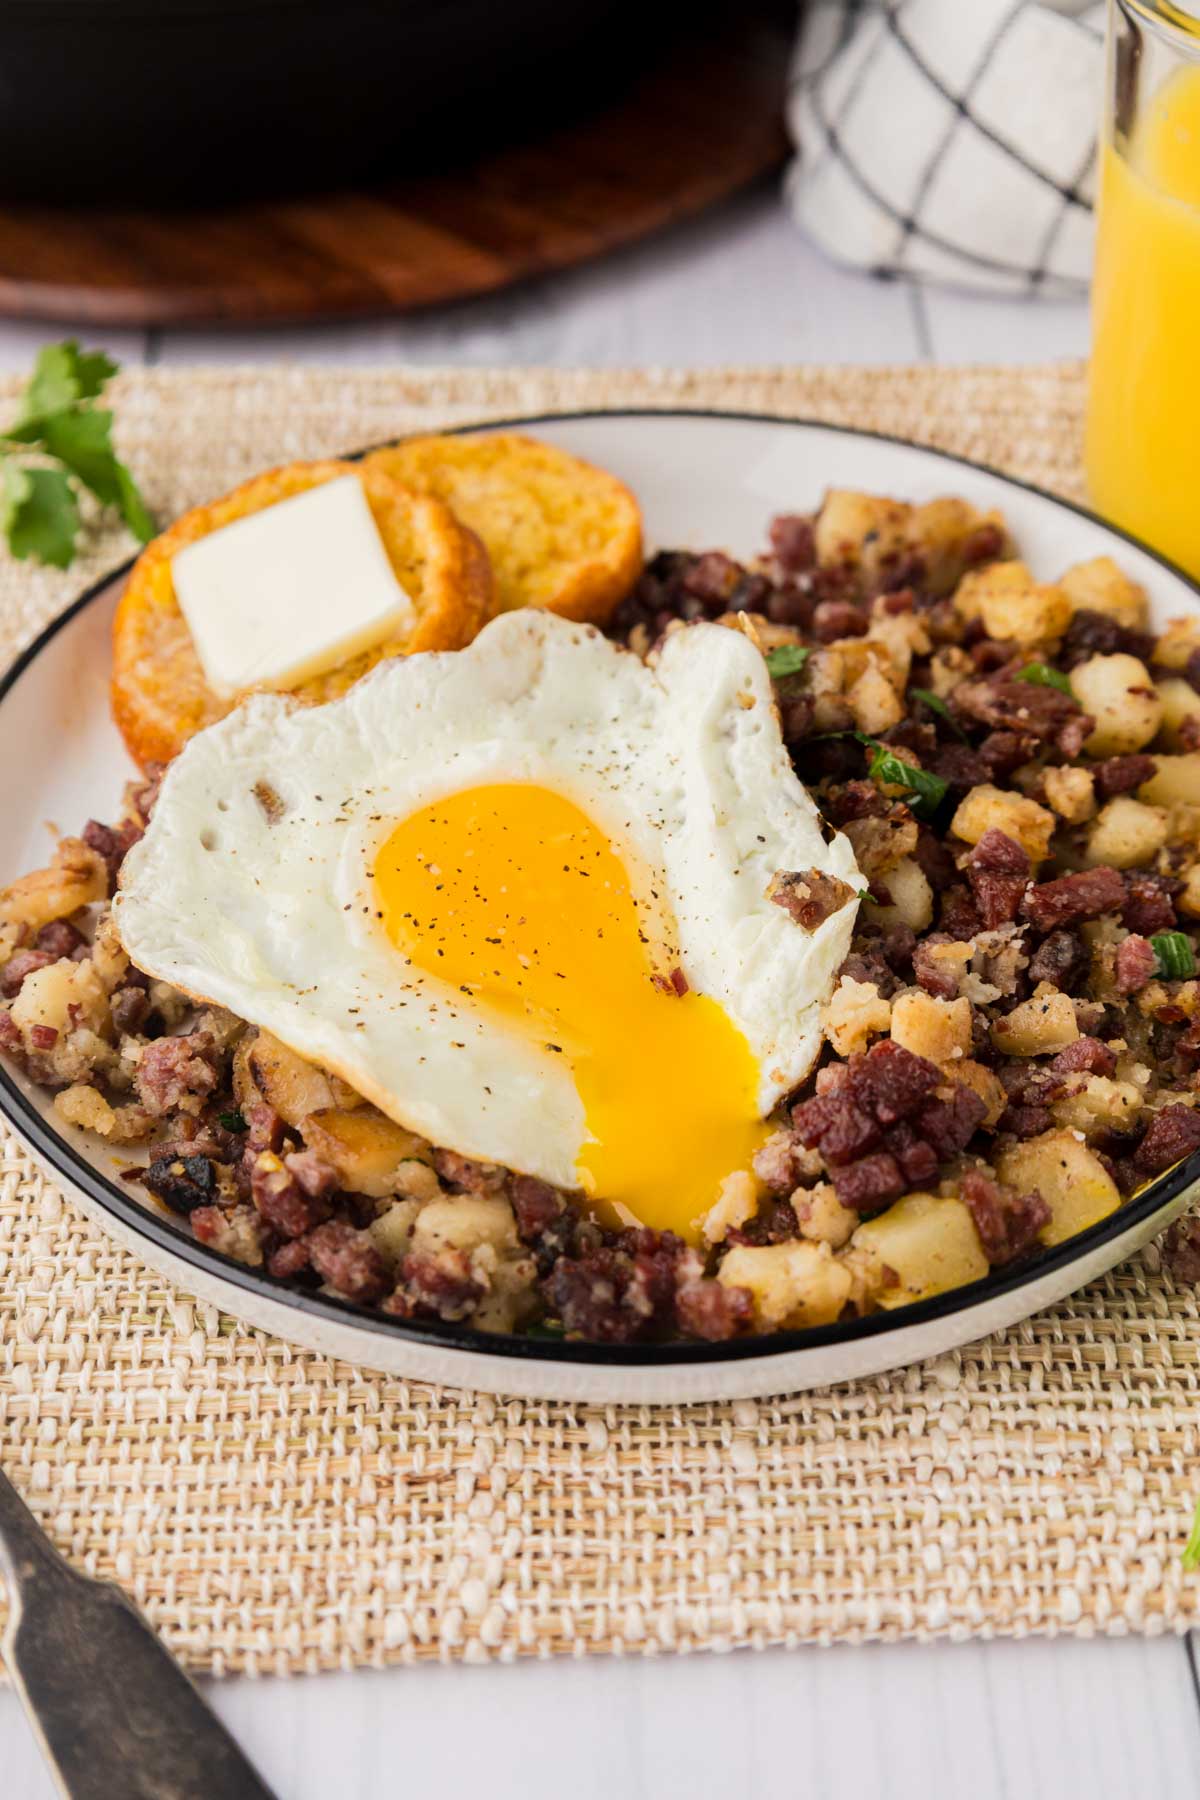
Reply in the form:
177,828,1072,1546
171,474,415,696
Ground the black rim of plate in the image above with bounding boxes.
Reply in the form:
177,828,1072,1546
2,405,1199,1370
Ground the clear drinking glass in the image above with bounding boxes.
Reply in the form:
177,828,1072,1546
1085,0,1200,578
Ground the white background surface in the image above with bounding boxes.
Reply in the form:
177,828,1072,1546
5,185,1195,1798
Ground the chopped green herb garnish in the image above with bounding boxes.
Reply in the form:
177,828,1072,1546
911,687,967,740
1016,661,1072,696
524,1320,566,1341
860,737,949,821
1152,932,1197,981
765,644,810,681
0,341,154,568
1183,1498,1200,1571
218,1110,248,1133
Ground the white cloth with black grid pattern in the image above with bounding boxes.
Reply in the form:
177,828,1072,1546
786,0,1104,296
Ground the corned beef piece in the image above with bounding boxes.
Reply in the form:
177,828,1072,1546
1134,1106,1200,1178
1022,866,1125,932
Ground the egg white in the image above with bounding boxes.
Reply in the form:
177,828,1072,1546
114,612,863,1189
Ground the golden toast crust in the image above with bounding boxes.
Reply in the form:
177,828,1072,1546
110,459,494,768
364,433,643,625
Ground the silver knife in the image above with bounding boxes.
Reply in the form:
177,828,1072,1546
0,1467,277,1799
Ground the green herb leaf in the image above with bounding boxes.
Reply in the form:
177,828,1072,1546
1016,661,1072,696
5,466,80,568
115,459,156,544
9,341,88,435
41,407,123,503
71,345,120,402
911,686,968,740
1184,1498,1200,1572
0,460,31,536
861,738,949,821
1152,932,1197,980
218,1110,248,1134
765,644,810,681
524,1320,566,1341
10,340,120,433
1,340,155,565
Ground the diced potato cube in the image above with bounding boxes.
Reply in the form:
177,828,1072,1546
953,560,1032,624
843,814,919,879
850,1193,988,1307
54,1083,151,1143
815,490,909,570
1180,865,1200,920
12,958,109,1041
366,1198,423,1267
1084,795,1169,870
795,1182,857,1249
1059,556,1148,629
978,580,1071,648
411,1193,520,1258
828,637,888,689
951,784,1055,863
823,976,892,1057
990,982,1079,1057
867,601,930,686
55,1084,117,1136
1138,753,1200,810
718,1239,852,1328
807,646,853,733
1166,803,1200,850
1069,653,1163,756
702,1170,759,1246
847,661,903,734
1052,1075,1144,1135
863,857,932,933
1154,617,1200,671
248,1029,338,1126
1043,764,1096,824
996,1130,1120,1246
230,1035,258,1114
908,498,1007,595
89,913,129,991
1156,675,1200,751
927,647,973,698
949,1059,1008,1127
890,990,973,1064
0,837,106,931
328,1073,368,1111
302,1105,431,1199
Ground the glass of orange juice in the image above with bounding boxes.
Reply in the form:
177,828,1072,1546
1086,0,1200,578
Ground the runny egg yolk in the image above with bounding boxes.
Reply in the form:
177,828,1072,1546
375,784,767,1242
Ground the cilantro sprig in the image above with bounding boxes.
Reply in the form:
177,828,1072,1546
1,341,154,568
1016,661,1073,696
806,727,950,821
765,644,810,681
861,736,948,821
911,686,967,741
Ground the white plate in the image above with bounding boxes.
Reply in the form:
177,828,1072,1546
2,410,1198,1404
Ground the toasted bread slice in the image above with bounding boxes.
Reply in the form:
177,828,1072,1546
364,433,643,624
111,459,494,768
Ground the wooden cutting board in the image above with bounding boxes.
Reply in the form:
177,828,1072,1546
0,15,790,329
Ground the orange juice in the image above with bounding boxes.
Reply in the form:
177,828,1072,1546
1086,59,1200,577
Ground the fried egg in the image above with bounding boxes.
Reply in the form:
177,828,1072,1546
115,612,863,1240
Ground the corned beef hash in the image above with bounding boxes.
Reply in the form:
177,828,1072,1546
2,438,1199,1347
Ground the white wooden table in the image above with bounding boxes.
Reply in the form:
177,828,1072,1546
5,185,1199,1800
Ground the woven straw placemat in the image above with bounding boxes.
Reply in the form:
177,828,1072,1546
3,360,1200,1677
